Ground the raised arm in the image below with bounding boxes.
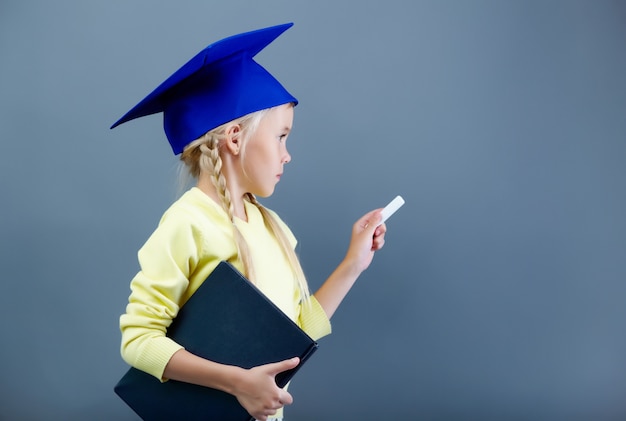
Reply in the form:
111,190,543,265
314,209,386,319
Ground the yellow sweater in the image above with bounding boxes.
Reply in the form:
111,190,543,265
120,187,331,381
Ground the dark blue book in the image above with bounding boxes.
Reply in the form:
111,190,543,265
114,261,318,421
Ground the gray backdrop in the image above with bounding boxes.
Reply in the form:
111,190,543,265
1,1,625,420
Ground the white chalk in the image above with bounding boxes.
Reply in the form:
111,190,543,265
380,195,405,224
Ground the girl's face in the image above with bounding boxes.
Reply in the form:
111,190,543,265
239,103,294,197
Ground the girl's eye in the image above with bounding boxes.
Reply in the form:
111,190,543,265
279,135,287,142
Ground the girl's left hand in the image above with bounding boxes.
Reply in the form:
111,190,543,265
344,209,386,274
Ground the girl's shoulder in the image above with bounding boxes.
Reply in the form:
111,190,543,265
158,187,232,235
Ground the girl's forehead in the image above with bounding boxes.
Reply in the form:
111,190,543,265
273,103,295,120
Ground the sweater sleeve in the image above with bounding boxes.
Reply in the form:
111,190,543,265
119,208,204,381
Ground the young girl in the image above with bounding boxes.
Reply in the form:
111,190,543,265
112,23,387,421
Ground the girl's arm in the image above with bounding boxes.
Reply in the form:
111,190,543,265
163,349,299,421
314,210,386,319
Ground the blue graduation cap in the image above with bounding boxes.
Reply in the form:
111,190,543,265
111,23,298,155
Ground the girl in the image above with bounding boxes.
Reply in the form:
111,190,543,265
113,23,386,421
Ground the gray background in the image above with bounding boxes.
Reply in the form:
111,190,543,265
1,1,625,420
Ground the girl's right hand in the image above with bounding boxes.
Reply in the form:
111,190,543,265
234,357,300,421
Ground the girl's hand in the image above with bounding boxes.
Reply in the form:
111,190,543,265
344,209,387,275
233,357,299,421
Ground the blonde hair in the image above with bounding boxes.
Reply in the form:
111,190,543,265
180,108,311,304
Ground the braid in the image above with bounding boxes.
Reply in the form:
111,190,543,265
182,132,256,281
246,193,311,305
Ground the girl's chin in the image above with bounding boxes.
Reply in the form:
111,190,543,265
252,187,275,198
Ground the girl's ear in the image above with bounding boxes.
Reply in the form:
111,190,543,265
223,123,242,156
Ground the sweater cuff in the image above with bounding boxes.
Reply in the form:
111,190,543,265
300,296,332,341
134,336,184,382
